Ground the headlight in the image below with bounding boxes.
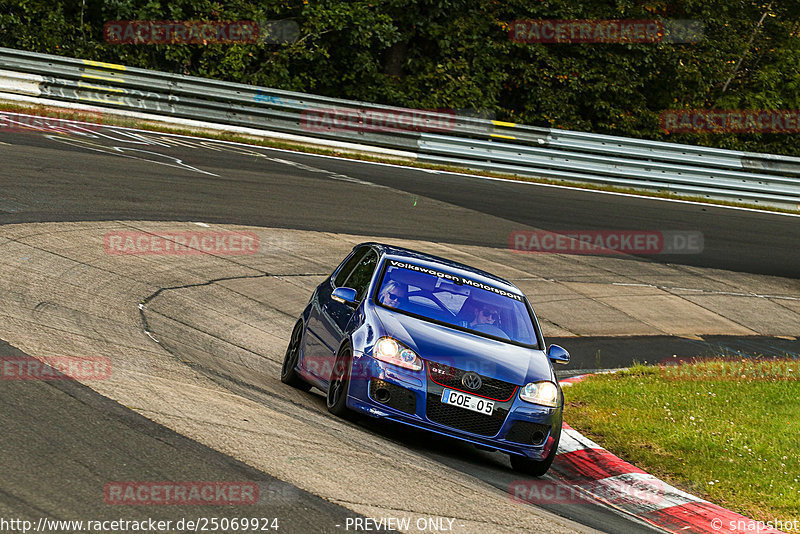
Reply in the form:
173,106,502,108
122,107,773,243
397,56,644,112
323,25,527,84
519,381,559,407
373,337,423,371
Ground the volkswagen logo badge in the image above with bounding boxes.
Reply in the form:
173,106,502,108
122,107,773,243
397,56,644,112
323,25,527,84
462,372,482,391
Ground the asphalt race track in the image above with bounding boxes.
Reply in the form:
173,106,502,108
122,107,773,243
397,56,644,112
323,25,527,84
0,341,365,534
1,120,798,534
0,124,798,278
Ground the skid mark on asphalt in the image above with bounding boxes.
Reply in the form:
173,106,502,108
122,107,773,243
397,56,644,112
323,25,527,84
266,157,385,187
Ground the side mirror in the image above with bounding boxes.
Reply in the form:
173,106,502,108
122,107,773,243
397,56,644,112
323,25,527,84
547,344,570,365
332,287,358,307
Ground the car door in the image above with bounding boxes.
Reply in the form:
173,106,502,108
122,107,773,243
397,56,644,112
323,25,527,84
316,248,378,360
302,246,371,380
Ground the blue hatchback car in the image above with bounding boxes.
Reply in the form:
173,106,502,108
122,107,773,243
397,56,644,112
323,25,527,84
281,243,570,476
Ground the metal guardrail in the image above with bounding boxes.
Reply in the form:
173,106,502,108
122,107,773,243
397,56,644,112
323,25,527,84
1,46,799,210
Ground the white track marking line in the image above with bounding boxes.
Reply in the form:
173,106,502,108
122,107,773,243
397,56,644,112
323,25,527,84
557,427,604,454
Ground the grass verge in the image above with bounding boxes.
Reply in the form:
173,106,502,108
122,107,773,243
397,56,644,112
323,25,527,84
1,101,798,216
563,359,800,523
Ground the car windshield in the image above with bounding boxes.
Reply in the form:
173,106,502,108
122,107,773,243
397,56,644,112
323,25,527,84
375,260,539,347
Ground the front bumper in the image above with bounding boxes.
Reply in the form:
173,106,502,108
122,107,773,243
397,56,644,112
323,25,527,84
346,352,562,459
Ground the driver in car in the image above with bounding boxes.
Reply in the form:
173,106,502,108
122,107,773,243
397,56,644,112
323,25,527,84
470,305,501,329
457,300,501,330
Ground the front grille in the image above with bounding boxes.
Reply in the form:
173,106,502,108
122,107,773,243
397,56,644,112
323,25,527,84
506,421,550,445
369,379,416,414
425,393,507,436
427,361,517,401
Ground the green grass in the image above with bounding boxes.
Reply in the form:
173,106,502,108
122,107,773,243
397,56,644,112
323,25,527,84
2,101,798,215
563,360,800,522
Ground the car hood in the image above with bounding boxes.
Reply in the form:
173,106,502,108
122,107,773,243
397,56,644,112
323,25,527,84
373,307,553,385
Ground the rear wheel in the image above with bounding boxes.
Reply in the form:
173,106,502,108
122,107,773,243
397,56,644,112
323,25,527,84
510,426,561,477
280,320,311,391
326,346,355,420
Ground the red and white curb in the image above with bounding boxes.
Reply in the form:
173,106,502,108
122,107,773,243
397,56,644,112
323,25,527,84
510,374,785,533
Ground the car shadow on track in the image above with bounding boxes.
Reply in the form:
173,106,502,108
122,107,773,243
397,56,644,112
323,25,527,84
303,390,663,534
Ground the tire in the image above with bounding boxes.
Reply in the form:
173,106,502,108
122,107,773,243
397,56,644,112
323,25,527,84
510,426,561,477
280,320,311,391
326,345,356,420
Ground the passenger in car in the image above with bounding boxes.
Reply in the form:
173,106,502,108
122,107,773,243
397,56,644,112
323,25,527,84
379,280,407,308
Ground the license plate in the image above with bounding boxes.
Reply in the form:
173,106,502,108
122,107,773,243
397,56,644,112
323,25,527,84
441,388,494,415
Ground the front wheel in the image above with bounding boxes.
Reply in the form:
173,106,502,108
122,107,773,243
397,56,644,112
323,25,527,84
326,346,355,420
280,320,311,391
510,426,561,477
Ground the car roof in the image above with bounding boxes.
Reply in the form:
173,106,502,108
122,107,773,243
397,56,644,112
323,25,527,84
358,242,524,298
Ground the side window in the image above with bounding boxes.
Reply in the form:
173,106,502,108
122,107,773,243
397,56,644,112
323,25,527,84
333,248,368,287
343,250,378,301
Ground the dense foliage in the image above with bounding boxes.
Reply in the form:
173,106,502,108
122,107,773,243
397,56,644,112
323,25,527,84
1,1,799,154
